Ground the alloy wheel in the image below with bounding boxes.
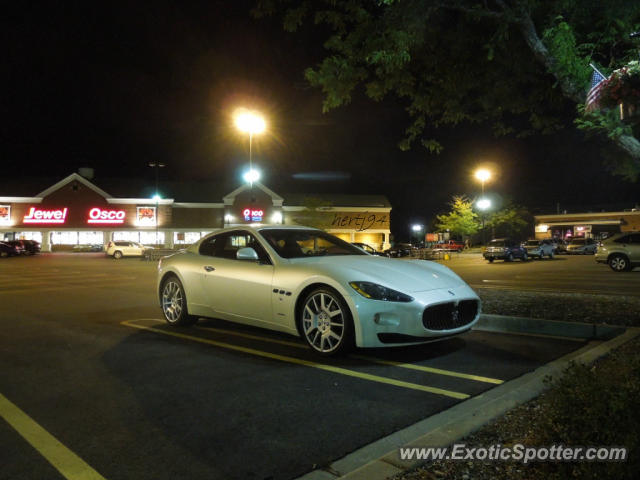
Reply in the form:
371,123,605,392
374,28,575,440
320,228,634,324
302,292,345,354
162,281,184,323
610,256,627,272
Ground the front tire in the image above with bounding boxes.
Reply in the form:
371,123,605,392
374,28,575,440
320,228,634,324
299,288,354,356
609,254,631,272
161,276,198,326
113,250,123,259
506,253,514,262
521,252,528,261
487,257,495,263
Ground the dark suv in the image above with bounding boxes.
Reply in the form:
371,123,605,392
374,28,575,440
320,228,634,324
483,238,528,262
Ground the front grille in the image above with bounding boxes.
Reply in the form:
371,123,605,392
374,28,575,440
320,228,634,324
422,300,479,331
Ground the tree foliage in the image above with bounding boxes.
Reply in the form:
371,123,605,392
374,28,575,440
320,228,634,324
434,195,479,237
485,203,532,239
254,0,640,179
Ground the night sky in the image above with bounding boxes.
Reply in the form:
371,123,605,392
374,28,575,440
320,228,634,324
3,1,638,240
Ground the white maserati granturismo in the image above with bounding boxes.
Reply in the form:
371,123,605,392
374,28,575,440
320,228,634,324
157,226,481,356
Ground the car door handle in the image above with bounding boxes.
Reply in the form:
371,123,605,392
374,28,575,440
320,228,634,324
204,266,215,272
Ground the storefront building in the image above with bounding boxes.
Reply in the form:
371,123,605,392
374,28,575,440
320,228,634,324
534,208,640,241
0,173,392,251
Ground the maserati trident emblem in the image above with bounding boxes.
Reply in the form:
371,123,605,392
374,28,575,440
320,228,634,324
451,309,459,323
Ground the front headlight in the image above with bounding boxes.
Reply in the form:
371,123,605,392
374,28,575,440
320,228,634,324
349,281,414,302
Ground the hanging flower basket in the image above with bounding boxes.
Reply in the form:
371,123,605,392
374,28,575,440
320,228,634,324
598,61,640,121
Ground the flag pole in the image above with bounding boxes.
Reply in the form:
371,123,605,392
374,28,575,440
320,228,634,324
589,63,607,79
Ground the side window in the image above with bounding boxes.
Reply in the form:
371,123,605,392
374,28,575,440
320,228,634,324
211,231,271,263
199,236,218,256
615,235,630,244
629,234,640,244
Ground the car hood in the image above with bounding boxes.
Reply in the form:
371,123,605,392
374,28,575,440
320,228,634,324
289,255,466,292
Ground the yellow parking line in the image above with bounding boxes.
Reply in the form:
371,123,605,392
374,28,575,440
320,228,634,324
196,324,306,349
350,355,503,384
122,320,469,399
196,322,501,383
0,393,107,480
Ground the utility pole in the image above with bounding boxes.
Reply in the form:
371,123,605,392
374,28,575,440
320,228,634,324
148,162,166,246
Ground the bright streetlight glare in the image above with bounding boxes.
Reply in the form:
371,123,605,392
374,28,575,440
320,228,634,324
152,194,162,201
234,111,266,134
411,224,423,232
474,168,491,183
477,198,491,210
243,169,261,184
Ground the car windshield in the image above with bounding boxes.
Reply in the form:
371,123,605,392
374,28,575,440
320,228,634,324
260,229,366,258
570,239,585,245
489,240,505,247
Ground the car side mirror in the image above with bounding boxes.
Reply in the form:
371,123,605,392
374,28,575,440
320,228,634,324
236,247,259,261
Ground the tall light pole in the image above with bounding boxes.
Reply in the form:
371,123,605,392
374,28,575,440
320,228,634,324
149,162,165,246
474,168,491,195
234,109,266,185
477,198,491,246
474,168,492,245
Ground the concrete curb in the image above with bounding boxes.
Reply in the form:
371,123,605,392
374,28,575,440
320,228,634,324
295,316,639,480
475,314,626,340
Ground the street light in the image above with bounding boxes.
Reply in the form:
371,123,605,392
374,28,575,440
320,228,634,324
474,168,491,195
234,109,266,184
477,197,491,246
243,168,261,184
149,162,166,246
411,224,424,244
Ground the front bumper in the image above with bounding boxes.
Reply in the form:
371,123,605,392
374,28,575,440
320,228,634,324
483,250,508,259
347,283,481,348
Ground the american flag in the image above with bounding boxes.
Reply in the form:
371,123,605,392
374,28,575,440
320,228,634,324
585,69,607,112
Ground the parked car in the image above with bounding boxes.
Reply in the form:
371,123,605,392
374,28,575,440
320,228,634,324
0,241,22,257
552,238,569,254
105,241,150,259
16,239,41,255
595,232,640,272
566,237,597,255
73,244,104,252
4,240,25,255
383,243,417,258
434,240,465,252
157,226,481,356
351,242,383,255
483,238,528,262
522,239,555,259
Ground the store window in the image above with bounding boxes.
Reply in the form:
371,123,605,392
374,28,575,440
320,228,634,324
15,232,43,243
51,231,78,245
79,232,103,244
174,232,202,245
140,231,165,245
113,231,141,242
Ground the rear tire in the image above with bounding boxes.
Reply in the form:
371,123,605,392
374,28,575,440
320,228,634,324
549,251,554,259
113,250,123,259
487,257,494,263
507,253,514,262
161,275,198,326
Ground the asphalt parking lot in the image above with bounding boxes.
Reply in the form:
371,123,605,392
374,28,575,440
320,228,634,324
0,253,628,479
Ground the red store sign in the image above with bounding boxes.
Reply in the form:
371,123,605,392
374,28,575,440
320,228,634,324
87,207,126,224
23,207,68,224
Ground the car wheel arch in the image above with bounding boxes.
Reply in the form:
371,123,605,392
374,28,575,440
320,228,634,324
293,281,359,343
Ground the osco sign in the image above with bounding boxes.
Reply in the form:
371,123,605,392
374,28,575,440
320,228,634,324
87,207,126,224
